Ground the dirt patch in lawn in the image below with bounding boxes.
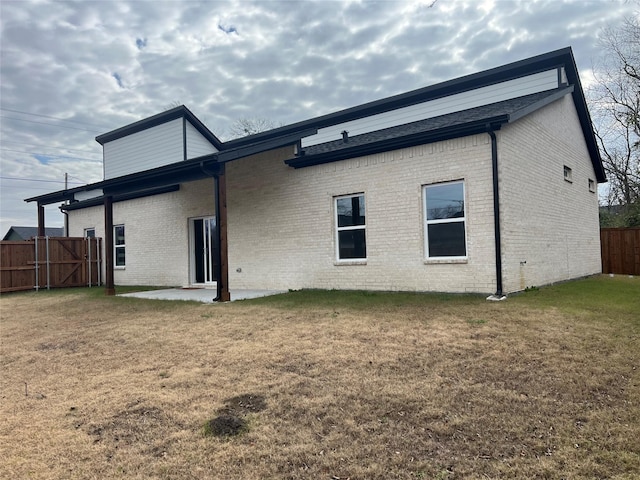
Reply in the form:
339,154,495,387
1,277,639,479
204,393,267,438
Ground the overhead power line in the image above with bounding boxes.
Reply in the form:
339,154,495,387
1,184,72,191
0,147,101,163
0,107,111,129
67,174,89,184
0,116,102,133
0,175,85,185
0,140,101,155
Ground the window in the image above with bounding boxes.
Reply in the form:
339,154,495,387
564,165,573,183
335,194,366,260
424,181,467,259
589,178,596,193
84,228,95,238
114,224,125,267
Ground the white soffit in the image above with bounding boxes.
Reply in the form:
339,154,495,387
74,189,103,201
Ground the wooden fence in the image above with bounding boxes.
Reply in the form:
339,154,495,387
0,237,102,293
600,227,640,276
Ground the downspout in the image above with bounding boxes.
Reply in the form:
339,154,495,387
63,210,69,236
60,205,69,236
488,129,505,300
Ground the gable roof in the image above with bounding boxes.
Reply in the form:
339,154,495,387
2,226,64,240
95,105,225,150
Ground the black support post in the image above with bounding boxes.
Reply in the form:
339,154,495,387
104,195,115,296
37,204,45,237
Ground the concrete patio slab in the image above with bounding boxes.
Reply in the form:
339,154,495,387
118,287,286,303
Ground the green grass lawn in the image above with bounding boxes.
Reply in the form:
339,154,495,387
1,274,638,479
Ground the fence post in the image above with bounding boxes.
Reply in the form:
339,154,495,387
97,238,102,286
87,237,91,287
46,236,50,290
34,237,39,291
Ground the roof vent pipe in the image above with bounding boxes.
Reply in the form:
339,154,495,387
342,130,349,143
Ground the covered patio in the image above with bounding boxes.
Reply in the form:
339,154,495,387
25,108,315,302
118,286,286,303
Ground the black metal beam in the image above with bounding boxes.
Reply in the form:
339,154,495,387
63,185,180,211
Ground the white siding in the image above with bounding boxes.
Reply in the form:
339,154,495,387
186,121,218,159
302,69,559,147
74,189,103,201
103,118,184,179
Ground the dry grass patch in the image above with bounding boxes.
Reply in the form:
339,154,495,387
0,276,639,479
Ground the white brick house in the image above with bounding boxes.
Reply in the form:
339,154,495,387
27,47,605,299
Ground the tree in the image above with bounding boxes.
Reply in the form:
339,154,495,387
591,15,640,226
227,117,280,139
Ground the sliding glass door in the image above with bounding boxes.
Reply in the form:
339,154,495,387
190,216,218,285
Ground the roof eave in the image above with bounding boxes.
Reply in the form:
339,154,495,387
26,128,315,205
25,187,84,205
286,117,507,169
95,105,224,150
507,85,575,123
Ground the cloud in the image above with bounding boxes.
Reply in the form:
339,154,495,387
0,0,636,235
218,23,238,35
112,72,125,88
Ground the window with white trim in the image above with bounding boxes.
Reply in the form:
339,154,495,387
424,181,467,259
588,178,596,193
335,193,366,260
84,228,95,238
114,224,126,267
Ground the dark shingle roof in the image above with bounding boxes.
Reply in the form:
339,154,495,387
2,226,64,240
302,88,569,157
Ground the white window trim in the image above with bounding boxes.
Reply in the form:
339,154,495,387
334,193,367,264
114,224,125,269
84,228,95,238
423,180,468,261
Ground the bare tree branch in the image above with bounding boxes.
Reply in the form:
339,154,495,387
227,117,280,139
590,14,640,225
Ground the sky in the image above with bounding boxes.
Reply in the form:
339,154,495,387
0,0,637,236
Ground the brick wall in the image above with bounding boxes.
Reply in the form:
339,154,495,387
67,93,600,294
498,94,601,292
226,139,498,293
68,178,216,286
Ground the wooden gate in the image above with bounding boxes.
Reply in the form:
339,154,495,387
0,237,102,293
600,227,640,276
